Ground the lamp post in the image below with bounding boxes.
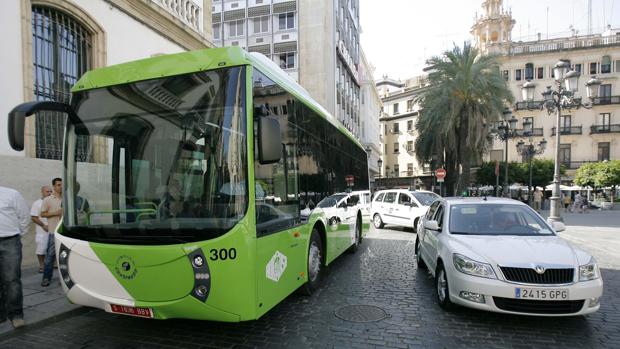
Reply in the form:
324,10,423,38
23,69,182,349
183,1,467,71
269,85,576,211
520,61,602,222
377,159,383,178
516,137,547,206
491,109,519,197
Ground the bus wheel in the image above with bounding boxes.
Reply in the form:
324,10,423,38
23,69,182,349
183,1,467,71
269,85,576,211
348,215,362,254
302,229,324,295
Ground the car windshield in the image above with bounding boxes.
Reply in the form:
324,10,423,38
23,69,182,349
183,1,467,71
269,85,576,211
317,194,347,208
449,204,555,236
411,191,440,206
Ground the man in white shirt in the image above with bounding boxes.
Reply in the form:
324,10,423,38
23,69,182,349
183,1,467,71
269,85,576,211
31,186,52,273
40,178,63,287
0,185,30,329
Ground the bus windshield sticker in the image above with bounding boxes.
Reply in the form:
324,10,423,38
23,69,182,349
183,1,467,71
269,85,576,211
266,251,287,282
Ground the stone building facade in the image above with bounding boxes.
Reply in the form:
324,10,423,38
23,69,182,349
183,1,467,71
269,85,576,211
0,0,213,202
474,0,620,181
375,76,435,190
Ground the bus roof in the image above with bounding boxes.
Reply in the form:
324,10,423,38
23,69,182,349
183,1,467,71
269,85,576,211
72,46,364,149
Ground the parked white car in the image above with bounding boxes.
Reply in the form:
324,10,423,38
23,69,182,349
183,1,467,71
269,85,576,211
371,189,439,231
313,191,370,226
416,197,603,316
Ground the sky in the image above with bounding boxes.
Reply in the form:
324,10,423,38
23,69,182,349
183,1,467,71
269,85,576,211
360,0,619,79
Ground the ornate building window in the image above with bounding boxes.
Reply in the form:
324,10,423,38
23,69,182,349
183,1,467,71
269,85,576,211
32,6,91,161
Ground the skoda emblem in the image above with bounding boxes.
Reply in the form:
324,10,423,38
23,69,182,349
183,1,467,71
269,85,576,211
534,265,545,274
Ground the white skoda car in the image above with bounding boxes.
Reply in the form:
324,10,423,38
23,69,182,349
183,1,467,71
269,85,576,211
416,197,603,316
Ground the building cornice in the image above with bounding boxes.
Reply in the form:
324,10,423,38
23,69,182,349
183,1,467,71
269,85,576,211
104,0,213,50
381,85,430,102
380,111,419,122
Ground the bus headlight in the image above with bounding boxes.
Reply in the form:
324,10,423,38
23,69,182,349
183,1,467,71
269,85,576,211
58,244,74,289
187,249,211,302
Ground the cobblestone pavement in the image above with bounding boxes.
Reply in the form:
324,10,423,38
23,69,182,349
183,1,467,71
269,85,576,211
1,225,619,349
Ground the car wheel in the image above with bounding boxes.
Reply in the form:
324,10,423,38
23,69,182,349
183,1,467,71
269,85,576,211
348,215,362,254
436,263,453,310
415,236,427,270
373,214,384,229
302,228,324,295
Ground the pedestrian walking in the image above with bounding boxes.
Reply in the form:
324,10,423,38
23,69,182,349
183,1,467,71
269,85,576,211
573,193,583,213
563,192,572,213
533,188,543,212
0,185,30,329
31,185,52,272
40,178,63,287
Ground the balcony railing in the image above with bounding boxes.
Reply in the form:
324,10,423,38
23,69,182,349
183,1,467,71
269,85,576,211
154,0,203,32
562,161,596,170
551,126,582,136
514,101,543,111
407,128,415,134
591,124,620,134
591,96,620,106
515,98,583,111
518,128,544,137
389,129,400,134
509,34,620,55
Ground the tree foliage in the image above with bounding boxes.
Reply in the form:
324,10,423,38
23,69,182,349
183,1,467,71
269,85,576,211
575,161,620,188
414,42,514,195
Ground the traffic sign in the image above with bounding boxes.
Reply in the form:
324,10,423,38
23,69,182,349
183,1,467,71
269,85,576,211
435,168,446,180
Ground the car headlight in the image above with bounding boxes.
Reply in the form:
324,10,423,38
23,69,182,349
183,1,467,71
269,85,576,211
453,254,496,279
579,258,600,282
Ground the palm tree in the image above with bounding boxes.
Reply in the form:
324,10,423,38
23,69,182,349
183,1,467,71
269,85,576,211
414,42,513,195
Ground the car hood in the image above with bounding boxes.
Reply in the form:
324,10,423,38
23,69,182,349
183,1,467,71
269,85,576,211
448,234,588,268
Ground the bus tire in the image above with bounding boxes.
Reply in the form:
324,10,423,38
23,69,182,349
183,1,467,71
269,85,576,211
302,228,324,295
347,214,362,254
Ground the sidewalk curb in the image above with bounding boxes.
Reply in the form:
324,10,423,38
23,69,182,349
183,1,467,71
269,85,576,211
0,307,91,341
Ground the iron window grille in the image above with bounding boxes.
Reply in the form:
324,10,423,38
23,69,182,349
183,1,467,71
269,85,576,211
32,6,91,162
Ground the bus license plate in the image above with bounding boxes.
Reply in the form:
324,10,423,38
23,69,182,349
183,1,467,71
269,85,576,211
110,304,153,318
515,288,569,300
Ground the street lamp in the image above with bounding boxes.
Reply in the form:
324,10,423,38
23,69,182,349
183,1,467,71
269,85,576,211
516,137,547,206
377,159,383,177
520,59,601,222
491,108,519,197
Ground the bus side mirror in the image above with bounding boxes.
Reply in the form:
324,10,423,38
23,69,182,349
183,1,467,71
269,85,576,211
8,101,76,151
258,116,282,164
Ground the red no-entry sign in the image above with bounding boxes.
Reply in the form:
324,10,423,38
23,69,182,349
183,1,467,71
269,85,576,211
435,168,446,182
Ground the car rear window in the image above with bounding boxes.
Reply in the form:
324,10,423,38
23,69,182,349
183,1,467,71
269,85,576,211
412,192,440,206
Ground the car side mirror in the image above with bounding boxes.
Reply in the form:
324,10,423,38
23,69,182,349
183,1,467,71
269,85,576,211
423,220,440,231
8,101,77,151
338,201,347,209
551,221,566,232
257,116,282,164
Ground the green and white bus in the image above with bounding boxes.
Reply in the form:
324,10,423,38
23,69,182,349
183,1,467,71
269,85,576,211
8,47,369,321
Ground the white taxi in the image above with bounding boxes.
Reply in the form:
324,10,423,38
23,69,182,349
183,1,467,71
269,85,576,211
416,197,603,316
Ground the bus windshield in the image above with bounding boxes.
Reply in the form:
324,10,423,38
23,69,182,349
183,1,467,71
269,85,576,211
63,67,247,244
